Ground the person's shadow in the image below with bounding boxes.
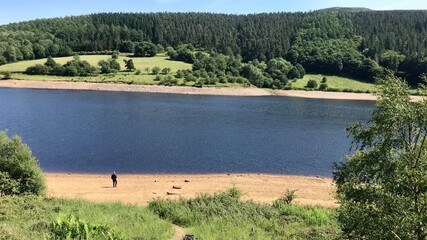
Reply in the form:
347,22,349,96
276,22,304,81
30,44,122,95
101,186,113,188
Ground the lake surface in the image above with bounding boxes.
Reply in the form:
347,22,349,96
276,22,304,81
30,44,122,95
0,88,374,176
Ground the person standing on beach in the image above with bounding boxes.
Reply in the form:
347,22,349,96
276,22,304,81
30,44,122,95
111,172,117,187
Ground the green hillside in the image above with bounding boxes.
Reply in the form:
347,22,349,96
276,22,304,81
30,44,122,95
0,11,425,86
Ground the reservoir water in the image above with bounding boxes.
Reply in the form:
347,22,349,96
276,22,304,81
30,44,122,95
0,88,374,176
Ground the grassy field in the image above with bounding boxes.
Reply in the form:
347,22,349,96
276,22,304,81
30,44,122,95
291,74,377,92
0,55,109,72
0,189,341,239
0,195,173,240
0,55,194,85
0,55,192,73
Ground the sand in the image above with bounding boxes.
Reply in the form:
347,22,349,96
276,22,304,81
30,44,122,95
0,80,272,96
45,173,338,207
272,89,378,101
1,79,425,102
0,79,380,101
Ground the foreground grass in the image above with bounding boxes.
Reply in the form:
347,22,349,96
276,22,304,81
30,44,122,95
149,188,341,239
0,188,341,239
291,74,376,92
0,195,173,240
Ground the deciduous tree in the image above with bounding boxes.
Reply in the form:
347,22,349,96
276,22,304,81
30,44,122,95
123,59,136,71
0,131,45,196
134,41,157,57
334,71,427,239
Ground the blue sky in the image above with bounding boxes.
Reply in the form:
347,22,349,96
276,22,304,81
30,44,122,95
1,0,426,25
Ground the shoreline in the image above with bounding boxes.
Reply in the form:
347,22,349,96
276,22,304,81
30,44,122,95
45,173,338,207
0,79,383,101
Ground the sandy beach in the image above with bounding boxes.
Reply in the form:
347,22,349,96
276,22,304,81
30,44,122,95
45,173,338,207
0,80,273,96
0,79,382,101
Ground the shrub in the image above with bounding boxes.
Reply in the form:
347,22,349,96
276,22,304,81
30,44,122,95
62,66,78,76
295,63,306,78
44,56,58,68
0,131,45,196
52,214,123,239
109,59,121,72
319,83,328,90
154,75,161,81
321,77,328,83
184,73,197,82
98,60,111,74
219,76,227,83
25,64,50,75
1,71,11,79
193,81,203,88
134,41,157,57
227,76,237,83
135,69,141,75
306,80,318,89
111,50,120,60
283,189,297,204
226,186,243,199
0,56,7,65
152,66,161,75
287,67,301,79
161,67,171,75
99,59,121,74
62,58,98,76
175,70,184,78
0,171,19,196
159,76,178,86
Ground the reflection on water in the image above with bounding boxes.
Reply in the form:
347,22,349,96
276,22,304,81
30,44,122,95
0,88,374,176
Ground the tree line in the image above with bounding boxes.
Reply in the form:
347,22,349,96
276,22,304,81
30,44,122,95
0,11,426,84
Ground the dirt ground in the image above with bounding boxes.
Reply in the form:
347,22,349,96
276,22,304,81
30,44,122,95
45,173,338,207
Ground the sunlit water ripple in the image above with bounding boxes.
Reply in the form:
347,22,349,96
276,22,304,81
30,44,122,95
0,87,374,176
